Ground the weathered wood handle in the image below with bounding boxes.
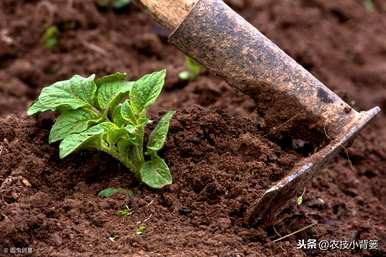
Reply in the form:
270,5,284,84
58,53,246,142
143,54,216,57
135,0,198,30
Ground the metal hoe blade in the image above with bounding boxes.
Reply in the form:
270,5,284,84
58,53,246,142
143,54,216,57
245,107,380,225
168,0,381,224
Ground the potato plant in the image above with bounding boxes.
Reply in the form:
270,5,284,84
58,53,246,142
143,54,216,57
28,70,175,188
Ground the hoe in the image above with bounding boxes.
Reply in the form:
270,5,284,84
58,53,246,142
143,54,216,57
135,0,380,225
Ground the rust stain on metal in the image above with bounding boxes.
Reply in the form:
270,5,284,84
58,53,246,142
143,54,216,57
317,87,335,103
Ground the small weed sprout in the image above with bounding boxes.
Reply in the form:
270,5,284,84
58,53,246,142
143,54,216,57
136,225,146,235
296,188,306,206
28,70,175,189
178,56,203,81
42,25,60,49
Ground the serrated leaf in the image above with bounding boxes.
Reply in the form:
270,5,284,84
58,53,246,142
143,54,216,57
125,124,136,134
97,187,126,198
130,70,166,112
59,122,114,158
147,111,175,152
27,74,97,115
139,155,172,189
96,72,132,110
49,109,99,143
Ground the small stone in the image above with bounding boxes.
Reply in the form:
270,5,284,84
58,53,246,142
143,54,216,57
217,217,232,230
305,198,325,209
21,177,32,187
168,184,179,193
292,139,306,149
50,233,63,246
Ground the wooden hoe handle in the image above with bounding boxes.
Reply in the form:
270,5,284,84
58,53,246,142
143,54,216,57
135,0,198,30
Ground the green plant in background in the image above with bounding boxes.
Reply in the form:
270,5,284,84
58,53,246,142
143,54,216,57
27,70,175,189
96,0,132,9
363,0,375,13
178,56,203,81
42,25,60,49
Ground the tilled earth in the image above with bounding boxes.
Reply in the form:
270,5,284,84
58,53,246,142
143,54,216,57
0,0,385,256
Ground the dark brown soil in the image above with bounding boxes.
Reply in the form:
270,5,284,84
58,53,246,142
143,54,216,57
0,0,385,256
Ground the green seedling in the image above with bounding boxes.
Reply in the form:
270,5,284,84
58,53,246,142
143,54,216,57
178,56,203,81
136,225,146,235
296,188,306,206
42,25,60,49
97,0,132,9
28,70,175,189
115,205,133,217
296,195,304,206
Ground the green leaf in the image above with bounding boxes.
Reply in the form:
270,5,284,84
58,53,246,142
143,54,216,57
186,57,201,80
121,100,136,124
130,70,166,112
107,127,129,145
112,104,125,127
147,111,175,152
95,72,127,87
27,74,97,115
97,187,126,198
96,72,132,110
125,124,136,134
59,122,113,158
139,155,172,189
49,109,99,143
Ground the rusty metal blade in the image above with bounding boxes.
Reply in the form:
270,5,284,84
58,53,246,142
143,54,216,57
245,107,380,225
